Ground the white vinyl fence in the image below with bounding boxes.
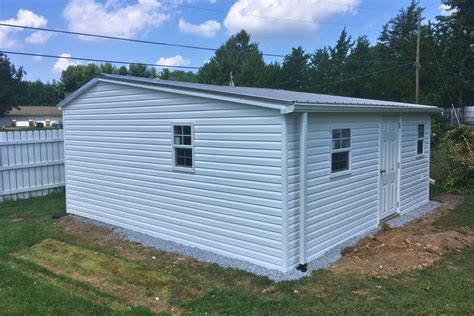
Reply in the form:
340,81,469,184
0,129,65,201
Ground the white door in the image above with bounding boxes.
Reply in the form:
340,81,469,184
379,117,400,220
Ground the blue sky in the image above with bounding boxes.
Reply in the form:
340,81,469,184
0,0,447,82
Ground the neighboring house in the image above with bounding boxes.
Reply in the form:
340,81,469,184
0,106,62,127
58,74,441,273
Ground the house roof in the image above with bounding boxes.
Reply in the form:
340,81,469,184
5,106,62,117
58,73,441,114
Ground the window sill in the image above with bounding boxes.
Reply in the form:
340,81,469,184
329,170,352,179
172,166,195,173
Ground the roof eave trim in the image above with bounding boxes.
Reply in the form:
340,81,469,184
59,76,291,112
293,102,442,113
57,77,100,109
100,78,290,111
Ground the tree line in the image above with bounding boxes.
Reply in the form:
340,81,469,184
0,0,472,115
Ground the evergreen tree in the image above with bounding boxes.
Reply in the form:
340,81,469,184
197,30,265,86
433,0,474,106
99,63,115,74
307,47,331,93
0,53,25,114
19,80,64,106
328,28,354,94
279,46,310,90
341,36,373,98
128,63,150,78
117,65,128,75
158,69,198,82
261,62,282,88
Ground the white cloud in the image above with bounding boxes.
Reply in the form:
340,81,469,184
25,31,52,44
32,55,43,62
178,18,221,38
63,0,170,39
223,0,361,38
52,53,81,73
156,55,191,69
438,4,455,16
0,9,50,48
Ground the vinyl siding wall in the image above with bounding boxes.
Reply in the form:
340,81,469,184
399,115,431,213
63,81,284,270
286,113,381,269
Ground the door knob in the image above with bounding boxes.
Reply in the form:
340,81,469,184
380,169,386,175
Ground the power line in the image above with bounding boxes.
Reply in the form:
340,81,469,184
430,45,460,125
2,50,417,88
311,62,413,88
156,0,392,26
0,50,202,70
0,23,413,64
0,23,285,58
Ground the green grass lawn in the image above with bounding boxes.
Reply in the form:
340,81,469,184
0,190,473,315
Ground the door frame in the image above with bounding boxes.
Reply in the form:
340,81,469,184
378,115,402,221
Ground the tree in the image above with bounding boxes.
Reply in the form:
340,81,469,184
0,53,25,115
307,47,331,93
432,0,474,107
99,63,115,74
278,46,310,90
261,62,282,88
117,65,128,75
197,30,265,86
158,69,198,82
368,1,423,102
18,80,64,106
340,36,373,98
60,64,99,93
327,28,354,95
128,63,156,78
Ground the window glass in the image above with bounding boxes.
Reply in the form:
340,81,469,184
331,128,351,173
418,124,424,138
175,148,193,167
417,124,424,155
173,124,193,169
332,151,349,173
417,139,423,155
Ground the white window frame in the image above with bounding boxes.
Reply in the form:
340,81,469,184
171,122,195,173
330,127,352,177
417,124,424,156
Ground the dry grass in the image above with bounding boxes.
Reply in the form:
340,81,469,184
14,239,206,314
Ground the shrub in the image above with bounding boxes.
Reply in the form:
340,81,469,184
443,125,474,192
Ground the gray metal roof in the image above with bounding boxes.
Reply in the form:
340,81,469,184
59,73,440,113
97,73,437,110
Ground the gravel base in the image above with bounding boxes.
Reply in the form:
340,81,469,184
387,201,441,228
73,200,440,282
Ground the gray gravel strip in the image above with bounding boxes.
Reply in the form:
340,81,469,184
73,201,440,282
387,201,441,228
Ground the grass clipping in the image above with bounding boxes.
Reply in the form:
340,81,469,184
14,239,203,314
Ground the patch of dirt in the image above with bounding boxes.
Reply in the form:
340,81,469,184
330,194,474,277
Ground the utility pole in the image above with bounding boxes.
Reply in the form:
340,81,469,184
415,9,421,103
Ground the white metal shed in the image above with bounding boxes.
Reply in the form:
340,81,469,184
59,74,441,273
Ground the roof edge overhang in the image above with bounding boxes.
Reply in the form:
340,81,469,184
57,75,441,115
58,76,293,112
293,102,442,114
